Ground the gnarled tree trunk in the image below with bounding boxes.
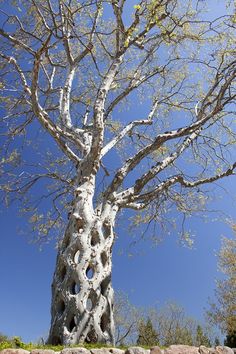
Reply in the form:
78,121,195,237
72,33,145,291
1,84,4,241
48,179,117,345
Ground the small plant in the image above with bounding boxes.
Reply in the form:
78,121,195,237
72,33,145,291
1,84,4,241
0,341,13,350
13,336,26,349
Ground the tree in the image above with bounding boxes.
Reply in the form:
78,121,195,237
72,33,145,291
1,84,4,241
150,302,196,346
0,0,235,346
207,227,236,346
224,332,236,348
114,292,213,347
114,297,213,347
195,325,211,347
137,318,159,347
0,333,10,344
113,291,141,345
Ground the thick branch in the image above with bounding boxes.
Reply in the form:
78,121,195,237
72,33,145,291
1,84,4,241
31,37,81,163
104,59,236,200
111,0,125,52
59,66,76,128
133,129,201,194
120,162,236,209
89,56,123,168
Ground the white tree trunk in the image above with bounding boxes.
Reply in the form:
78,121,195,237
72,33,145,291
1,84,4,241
48,179,117,345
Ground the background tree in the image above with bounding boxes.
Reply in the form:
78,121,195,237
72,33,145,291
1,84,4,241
0,0,235,346
150,302,197,347
113,291,141,346
113,294,213,347
195,325,211,347
224,332,236,348
207,226,236,347
136,318,159,347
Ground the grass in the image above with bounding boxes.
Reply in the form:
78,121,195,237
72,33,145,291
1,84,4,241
0,334,165,352
0,336,131,352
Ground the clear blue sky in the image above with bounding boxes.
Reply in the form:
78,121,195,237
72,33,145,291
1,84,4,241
0,0,235,345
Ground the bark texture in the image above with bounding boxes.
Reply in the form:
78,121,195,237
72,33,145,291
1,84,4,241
48,180,117,345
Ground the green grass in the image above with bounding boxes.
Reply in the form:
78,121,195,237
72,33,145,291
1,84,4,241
0,337,131,352
0,335,165,352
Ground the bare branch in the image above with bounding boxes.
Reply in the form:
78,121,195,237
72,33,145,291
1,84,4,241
101,119,152,158
0,28,36,55
123,163,236,209
0,53,31,95
31,36,82,162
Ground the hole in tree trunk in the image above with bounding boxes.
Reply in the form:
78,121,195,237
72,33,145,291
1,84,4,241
86,289,97,311
85,328,98,343
102,221,111,239
74,250,80,263
70,281,80,295
58,264,66,282
101,252,108,267
100,312,109,333
68,316,76,333
77,218,84,233
86,265,94,279
86,298,93,311
91,229,100,246
101,275,111,296
57,299,65,316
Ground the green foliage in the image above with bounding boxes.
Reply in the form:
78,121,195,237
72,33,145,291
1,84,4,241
0,342,13,350
13,336,27,348
195,325,211,347
114,292,213,347
0,336,35,351
137,318,159,346
207,227,236,335
0,334,128,351
0,333,14,350
0,333,10,343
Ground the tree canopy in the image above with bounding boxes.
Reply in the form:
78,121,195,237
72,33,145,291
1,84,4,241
207,226,236,341
0,0,235,243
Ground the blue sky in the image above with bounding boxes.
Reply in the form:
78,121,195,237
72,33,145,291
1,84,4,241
0,0,235,345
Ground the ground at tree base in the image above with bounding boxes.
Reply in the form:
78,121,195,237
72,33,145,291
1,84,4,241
1,345,236,354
